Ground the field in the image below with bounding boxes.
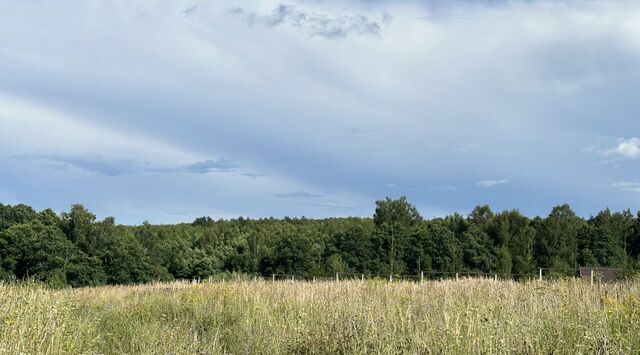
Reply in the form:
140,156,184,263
1,278,639,354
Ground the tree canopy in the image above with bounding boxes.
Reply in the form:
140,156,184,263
0,198,638,287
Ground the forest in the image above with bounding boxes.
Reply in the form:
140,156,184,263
0,197,639,287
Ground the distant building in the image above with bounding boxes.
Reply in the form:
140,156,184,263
579,266,622,282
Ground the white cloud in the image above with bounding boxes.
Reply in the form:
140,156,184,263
228,4,389,38
612,182,640,193
605,137,640,159
476,179,511,188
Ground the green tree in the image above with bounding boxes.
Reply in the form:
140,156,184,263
496,246,512,277
0,221,105,287
460,225,496,273
630,211,640,263
534,204,582,272
60,204,98,254
98,228,170,284
420,220,463,272
372,196,422,274
260,229,323,276
588,209,631,267
491,210,536,276
328,222,375,273
0,204,38,231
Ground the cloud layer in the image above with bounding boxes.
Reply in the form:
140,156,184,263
612,182,640,193
477,179,511,188
1,0,640,223
228,4,389,38
606,138,640,159
21,153,240,176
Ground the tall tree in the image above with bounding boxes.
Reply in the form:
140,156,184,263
0,204,38,231
460,225,496,273
420,219,463,273
0,221,105,287
534,204,583,271
588,209,632,267
60,204,97,254
491,210,536,276
372,196,422,274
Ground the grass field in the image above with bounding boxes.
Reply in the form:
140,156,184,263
0,278,639,354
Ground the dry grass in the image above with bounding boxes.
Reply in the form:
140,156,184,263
0,278,639,354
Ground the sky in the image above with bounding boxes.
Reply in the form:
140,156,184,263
1,0,640,224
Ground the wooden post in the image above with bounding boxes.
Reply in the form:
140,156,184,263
389,274,393,282
336,273,339,282
455,272,459,281
420,271,424,283
272,274,275,282
590,269,594,286
361,274,364,282
313,276,316,282
539,268,543,281
494,273,497,281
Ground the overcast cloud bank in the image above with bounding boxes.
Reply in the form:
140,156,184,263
1,0,639,223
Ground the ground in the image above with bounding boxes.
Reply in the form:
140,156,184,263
1,278,639,354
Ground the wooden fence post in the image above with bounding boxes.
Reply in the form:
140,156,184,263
590,269,594,286
420,271,424,283
336,273,339,282
539,268,543,281
455,272,459,281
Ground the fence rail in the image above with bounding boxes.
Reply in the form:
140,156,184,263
288,267,638,284
183,267,638,285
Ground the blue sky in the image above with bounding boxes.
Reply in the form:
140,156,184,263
1,0,640,224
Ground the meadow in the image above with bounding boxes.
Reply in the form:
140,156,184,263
0,278,639,354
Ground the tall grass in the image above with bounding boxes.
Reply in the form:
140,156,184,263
0,278,638,354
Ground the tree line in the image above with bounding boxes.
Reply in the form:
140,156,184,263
1,197,639,287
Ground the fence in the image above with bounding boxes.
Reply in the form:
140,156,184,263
184,267,638,285
264,267,638,285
